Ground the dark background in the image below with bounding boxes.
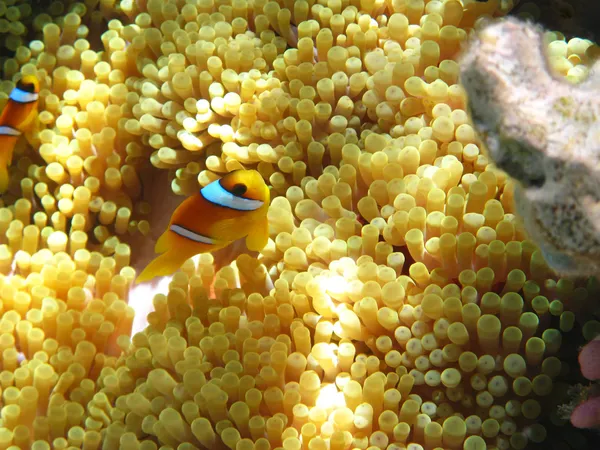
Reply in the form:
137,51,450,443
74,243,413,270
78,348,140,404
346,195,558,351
503,0,600,43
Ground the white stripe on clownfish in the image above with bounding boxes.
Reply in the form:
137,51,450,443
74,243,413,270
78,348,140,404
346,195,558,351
9,87,39,104
201,179,264,211
0,126,22,136
169,224,217,244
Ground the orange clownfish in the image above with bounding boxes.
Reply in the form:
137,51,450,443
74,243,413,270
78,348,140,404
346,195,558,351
0,74,40,193
135,169,271,283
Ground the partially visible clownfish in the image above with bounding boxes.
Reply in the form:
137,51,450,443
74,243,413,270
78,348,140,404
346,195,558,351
0,74,40,193
135,169,271,284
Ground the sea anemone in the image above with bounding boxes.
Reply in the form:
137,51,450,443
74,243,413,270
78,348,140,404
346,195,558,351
0,0,598,449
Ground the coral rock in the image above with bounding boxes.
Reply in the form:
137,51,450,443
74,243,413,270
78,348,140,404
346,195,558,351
459,17,600,276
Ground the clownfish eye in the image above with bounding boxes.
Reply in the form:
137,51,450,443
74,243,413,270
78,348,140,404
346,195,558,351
18,81,35,93
231,183,247,196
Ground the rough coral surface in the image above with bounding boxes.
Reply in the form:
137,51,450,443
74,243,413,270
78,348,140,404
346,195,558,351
459,17,600,277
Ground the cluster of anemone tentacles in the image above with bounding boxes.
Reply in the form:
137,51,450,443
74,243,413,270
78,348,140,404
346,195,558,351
0,1,598,450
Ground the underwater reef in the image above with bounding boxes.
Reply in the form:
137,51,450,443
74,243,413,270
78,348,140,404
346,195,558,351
459,17,600,277
0,0,599,449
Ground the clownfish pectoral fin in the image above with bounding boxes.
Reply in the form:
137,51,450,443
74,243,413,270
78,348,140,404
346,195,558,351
0,165,9,194
24,116,41,142
135,249,195,284
0,146,14,194
245,216,270,252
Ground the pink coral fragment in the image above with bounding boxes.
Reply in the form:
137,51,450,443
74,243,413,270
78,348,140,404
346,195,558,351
579,338,600,381
571,395,600,428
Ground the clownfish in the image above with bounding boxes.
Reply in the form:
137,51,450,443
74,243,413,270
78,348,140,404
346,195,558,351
135,169,271,284
0,74,40,193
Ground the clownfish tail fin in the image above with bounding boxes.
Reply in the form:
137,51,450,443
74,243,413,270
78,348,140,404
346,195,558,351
154,228,171,254
135,250,183,284
135,247,199,284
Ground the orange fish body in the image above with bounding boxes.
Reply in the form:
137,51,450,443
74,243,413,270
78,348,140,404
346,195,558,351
135,169,270,283
0,74,40,193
